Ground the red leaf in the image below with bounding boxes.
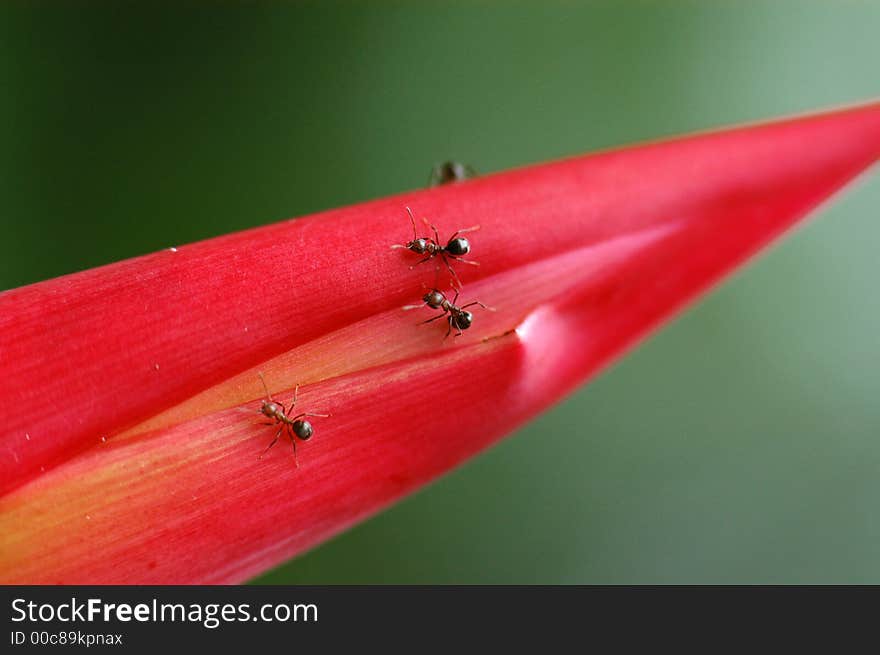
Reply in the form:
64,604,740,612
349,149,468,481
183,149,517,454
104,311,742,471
1,101,878,582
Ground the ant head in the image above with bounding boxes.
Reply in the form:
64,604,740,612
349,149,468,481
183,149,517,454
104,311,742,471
407,237,429,254
446,236,470,257
452,310,473,330
423,289,446,308
260,400,279,417
292,419,313,441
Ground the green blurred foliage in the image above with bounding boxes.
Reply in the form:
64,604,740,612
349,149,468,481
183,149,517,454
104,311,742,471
2,1,879,583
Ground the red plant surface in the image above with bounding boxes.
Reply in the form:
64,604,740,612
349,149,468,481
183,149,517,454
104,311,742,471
1,102,879,583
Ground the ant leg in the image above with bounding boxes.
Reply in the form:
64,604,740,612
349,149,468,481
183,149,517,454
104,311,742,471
405,207,418,240
402,302,427,311
422,313,447,324
260,427,284,459
449,225,480,240
269,399,287,416
422,218,441,246
441,255,462,290
450,255,480,266
288,428,299,468
460,301,496,311
410,254,435,269
452,289,460,305
292,412,331,419
422,218,443,247
290,384,299,410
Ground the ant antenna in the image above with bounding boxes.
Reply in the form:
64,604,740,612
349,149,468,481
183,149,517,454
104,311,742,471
390,207,419,251
258,372,272,401
405,206,418,240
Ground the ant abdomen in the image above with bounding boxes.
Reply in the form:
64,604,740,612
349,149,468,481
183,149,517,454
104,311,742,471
446,237,470,257
450,311,473,331
292,420,313,441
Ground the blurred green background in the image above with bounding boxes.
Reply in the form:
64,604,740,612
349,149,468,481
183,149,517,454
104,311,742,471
2,2,879,583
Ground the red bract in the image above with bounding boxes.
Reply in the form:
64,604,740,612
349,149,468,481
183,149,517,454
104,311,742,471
1,102,879,583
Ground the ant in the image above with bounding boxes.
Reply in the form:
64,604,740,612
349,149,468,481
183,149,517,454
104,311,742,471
391,207,479,290
404,288,493,339
428,161,477,187
255,373,329,467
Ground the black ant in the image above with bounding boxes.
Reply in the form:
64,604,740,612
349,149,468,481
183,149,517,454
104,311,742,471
391,207,479,290
404,288,494,339
255,373,329,467
428,161,477,187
